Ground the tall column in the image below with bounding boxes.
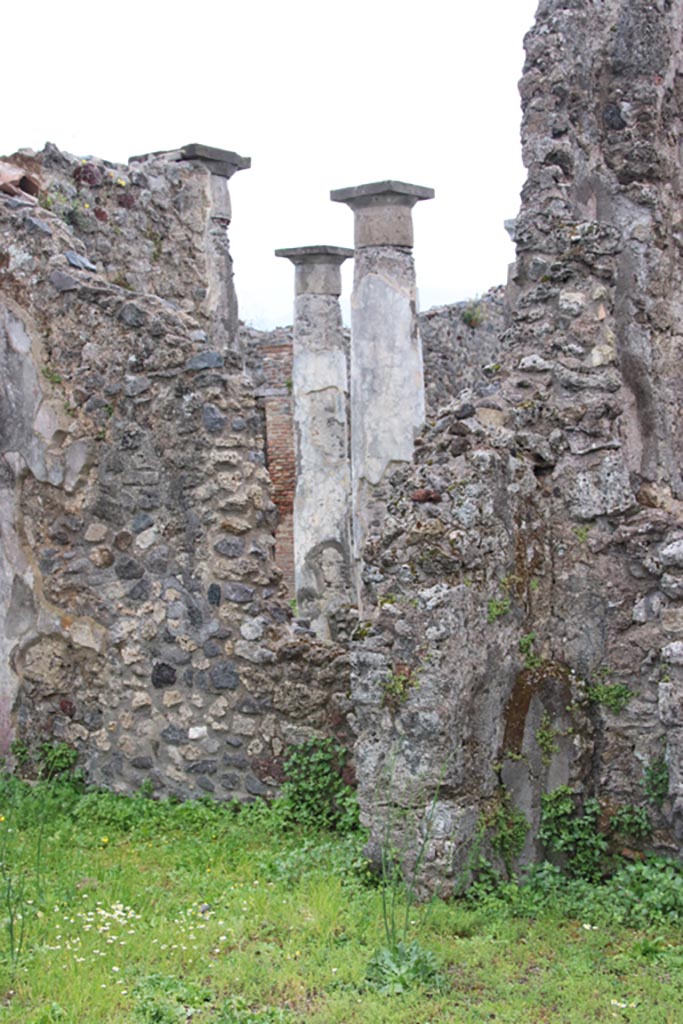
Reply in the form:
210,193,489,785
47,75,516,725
330,180,434,592
275,245,354,640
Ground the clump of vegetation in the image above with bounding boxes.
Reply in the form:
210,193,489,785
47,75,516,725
41,366,62,385
487,595,511,623
381,669,417,710
144,228,163,263
467,855,683,932
280,738,358,834
535,711,560,765
217,998,295,1023
579,666,632,714
585,681,632,713
367,782,443,995
10,739,81,784
486,790,529,880
609,804,652,843
461,301,486,328
643,755,669,809
539,786,607,881
539,786,655,883
519,631,543,669
366,938,440,995
132,973,211,1023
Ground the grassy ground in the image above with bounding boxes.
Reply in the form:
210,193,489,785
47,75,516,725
0,779,681,1023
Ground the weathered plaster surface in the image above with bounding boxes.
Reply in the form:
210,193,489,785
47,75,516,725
292,292,352,639
349,247,426,605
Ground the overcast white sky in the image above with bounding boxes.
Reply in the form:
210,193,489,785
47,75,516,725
3,0,539,328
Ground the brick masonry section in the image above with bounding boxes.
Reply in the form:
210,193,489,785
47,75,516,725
260,340,295,595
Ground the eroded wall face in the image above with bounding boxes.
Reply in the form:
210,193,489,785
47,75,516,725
351,0,683,887
0,146,349,797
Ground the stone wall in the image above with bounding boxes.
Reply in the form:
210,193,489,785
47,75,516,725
350,0,683,887
0,145,349,799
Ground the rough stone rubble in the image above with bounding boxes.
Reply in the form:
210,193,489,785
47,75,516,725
0,144,350,801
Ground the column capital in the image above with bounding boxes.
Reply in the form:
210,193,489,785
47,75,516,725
275,245,354,296
179,144,251,179
129,144,251,180
330,180,434,248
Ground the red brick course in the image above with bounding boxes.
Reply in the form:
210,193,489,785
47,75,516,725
260,340,296,595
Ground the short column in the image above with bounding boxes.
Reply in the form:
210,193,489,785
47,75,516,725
275,245,354,640
179,144,251,363
330,180,434,590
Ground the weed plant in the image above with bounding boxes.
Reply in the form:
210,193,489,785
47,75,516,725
538,786,607,881
367,785,442,995
486,596,510,624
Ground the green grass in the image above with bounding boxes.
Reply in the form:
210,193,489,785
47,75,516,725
0,779,681,1023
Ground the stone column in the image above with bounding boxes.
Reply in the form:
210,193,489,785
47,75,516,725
178,144,250,364
330,180,434,592
275,245,354,640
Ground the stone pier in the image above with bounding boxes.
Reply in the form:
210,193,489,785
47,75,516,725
330,181,434,592
179,146,251,362
275,245,354,639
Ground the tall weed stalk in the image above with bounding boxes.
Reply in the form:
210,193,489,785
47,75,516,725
368,761,444,993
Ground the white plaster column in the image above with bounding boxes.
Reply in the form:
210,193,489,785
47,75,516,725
275,245,354,640
330,180,434,592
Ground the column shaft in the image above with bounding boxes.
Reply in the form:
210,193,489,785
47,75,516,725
330,181,433,595
276,246,354,639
